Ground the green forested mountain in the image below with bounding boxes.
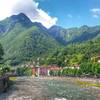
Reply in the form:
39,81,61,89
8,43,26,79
49,25,100,44
0,13,100,65
45,25,100,66
48,25,100,66
0,43,4,62
0,13,60,65
44,40,100,67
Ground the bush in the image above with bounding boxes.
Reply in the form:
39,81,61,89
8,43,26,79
0,64,12,76
79,62,100,77
17,66,32,76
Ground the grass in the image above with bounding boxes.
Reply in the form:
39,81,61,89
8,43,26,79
9,77,17,81
76,80,100,87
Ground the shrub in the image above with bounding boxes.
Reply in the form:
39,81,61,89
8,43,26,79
17,66,32,76
0,64,12,76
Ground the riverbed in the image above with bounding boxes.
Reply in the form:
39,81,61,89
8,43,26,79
0,77,100,100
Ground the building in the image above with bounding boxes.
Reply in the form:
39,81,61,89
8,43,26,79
95,57,100,63
64,64,80,70
91,56,100,63
73,64,80,69
47,65,62,76
32,65,62,76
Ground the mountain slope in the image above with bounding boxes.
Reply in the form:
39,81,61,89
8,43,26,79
0,13,100,65
48,26,67,45
49,25,100,44
0,13,60,64
0,13,33,37
45,40,100,66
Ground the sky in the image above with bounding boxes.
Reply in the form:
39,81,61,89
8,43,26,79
0,0,100,28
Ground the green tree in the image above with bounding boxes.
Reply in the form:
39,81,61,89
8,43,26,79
0,65,12,76
17,66,32,76
0,43,4,62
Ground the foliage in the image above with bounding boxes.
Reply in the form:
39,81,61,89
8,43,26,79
0,64,12,76
49,25,100,45
0,13,100,78
49,62,100,77
0,13,60,65
76,80,100,87
0,43,4,62
79,62,100,77
44,40,100,67
16,66,32,76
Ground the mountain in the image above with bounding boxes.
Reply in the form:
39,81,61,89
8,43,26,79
0,13,100,65
48,26,67,45
0,13,33,36
70,25,100,43
45,40,100,66
49,25,100,44
0,13,60,65
46,25,100,66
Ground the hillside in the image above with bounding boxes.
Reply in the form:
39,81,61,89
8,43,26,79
0,13,60,65
44,40,100,66
0,13,100,65
45,25,100,66
49,25,100,44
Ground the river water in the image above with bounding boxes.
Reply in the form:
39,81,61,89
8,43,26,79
0,77,100,100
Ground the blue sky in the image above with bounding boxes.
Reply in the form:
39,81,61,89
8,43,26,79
37,0,100,28
0,0,100,28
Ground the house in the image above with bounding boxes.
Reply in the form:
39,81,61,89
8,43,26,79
32,65,41,76
40,67,48,76
31,65,62,76
73,64,80,69
32,66,48,76
48,65,62,71
64,64,80,70
91,56,100,63
32,67,36,75
95,57,100,63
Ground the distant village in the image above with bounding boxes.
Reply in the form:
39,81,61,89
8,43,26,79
20,56,100,76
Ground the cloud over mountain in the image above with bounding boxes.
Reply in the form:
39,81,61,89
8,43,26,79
0,0,57,28
91,8,100,18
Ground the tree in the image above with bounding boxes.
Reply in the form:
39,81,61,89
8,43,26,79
0,43,4,62
16,66,32,76
0,65,12,76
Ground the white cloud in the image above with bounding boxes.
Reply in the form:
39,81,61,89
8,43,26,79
93,15,99,18
0,0,58,28
67,14,72,18
91,8,100,13
90,8,100,18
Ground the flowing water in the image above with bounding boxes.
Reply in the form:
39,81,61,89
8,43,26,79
0,77,100,100
44,78,100,100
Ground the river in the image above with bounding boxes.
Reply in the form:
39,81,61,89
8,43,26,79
0,77,100,100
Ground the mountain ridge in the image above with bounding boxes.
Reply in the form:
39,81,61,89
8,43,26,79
49,24,100,44
0,13,60,65
0,13,100,65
